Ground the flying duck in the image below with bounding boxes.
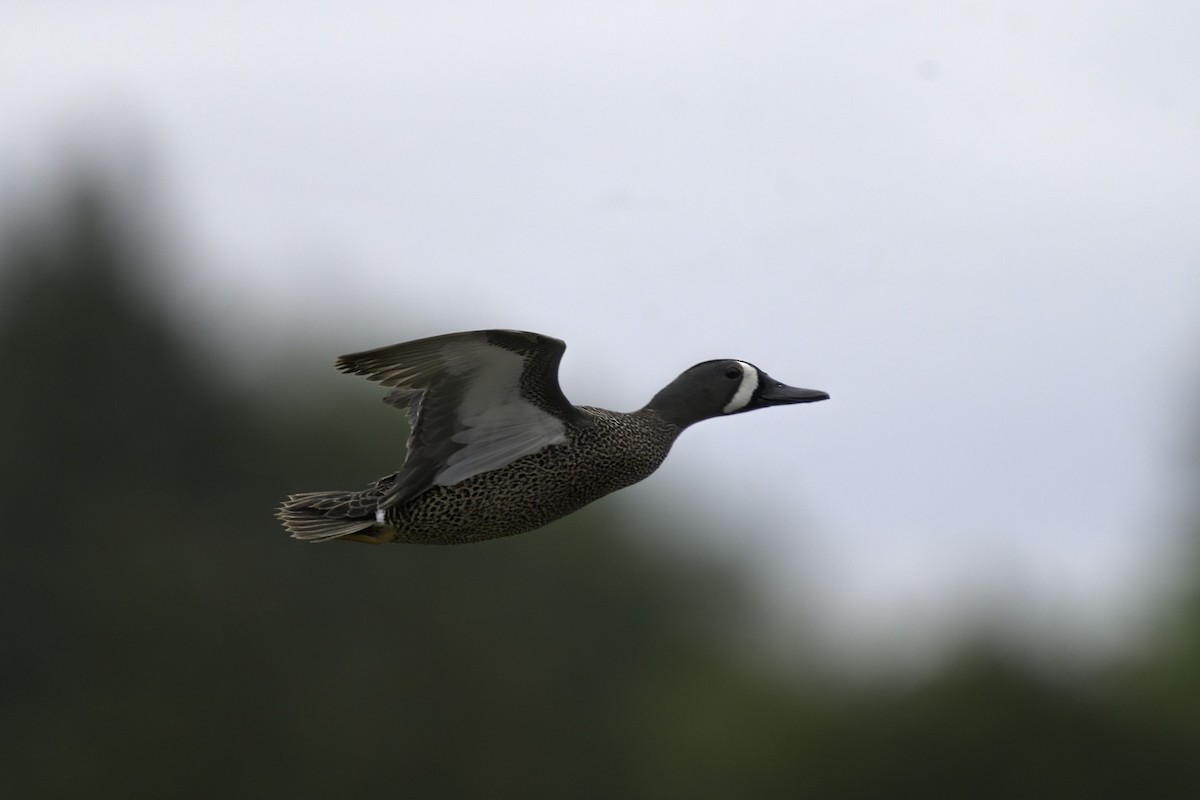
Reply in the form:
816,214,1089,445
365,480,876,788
277,329,828,544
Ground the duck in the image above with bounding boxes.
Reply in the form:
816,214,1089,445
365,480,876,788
277,329,828,545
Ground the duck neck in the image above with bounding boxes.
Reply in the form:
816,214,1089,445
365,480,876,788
642,384,713,430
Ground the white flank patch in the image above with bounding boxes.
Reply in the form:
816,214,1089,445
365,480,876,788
722,361,759,413
375,507,386,525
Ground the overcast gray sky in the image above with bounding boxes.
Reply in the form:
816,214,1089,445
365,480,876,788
5,1,1199,669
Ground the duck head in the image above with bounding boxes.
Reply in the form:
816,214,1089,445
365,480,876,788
645,359,829,429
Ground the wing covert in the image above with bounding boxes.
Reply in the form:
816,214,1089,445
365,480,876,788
335,330,578,508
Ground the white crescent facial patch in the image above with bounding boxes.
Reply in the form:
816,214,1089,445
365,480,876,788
722,361,759,413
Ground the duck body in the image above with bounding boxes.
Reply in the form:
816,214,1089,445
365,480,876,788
278,329,827,545
330,407,677,544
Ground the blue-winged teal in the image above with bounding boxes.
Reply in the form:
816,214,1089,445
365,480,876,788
277,329,828,544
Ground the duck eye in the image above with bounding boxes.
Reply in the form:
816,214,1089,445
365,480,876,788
724,367,741,379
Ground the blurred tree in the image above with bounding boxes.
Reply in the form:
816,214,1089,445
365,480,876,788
798,648,1200,799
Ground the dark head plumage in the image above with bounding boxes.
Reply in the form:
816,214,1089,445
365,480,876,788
644,358,829,429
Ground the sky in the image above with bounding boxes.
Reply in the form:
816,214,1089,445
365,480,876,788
4,1,1200,669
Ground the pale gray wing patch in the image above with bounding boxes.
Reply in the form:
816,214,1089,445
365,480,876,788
436,401,567,485
432,344,567,485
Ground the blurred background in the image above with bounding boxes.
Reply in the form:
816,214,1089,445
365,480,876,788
3,2,1200,797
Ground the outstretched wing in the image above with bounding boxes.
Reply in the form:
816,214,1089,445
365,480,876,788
336,329,581,509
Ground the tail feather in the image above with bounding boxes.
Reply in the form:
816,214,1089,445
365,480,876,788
277,490,377,542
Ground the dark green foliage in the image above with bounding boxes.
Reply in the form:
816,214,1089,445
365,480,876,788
3,172,1200,798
